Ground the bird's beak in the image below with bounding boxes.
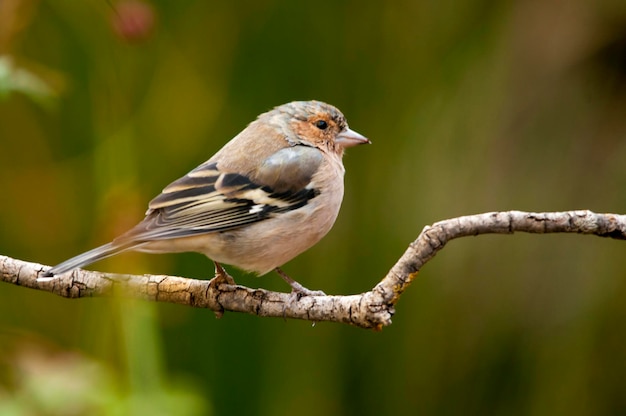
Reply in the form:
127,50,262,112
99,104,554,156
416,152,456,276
336,128,371,148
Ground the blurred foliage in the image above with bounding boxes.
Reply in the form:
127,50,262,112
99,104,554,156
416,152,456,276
0,310,209,416
1,0,626,415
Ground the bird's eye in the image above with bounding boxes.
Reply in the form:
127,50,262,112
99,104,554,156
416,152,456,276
315,120,328,130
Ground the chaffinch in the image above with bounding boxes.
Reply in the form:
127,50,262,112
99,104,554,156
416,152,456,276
41,100,370,294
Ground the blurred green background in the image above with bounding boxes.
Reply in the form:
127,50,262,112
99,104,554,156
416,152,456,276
2,0,626,414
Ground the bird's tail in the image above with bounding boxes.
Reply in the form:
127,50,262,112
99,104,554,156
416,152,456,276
40,241,140,280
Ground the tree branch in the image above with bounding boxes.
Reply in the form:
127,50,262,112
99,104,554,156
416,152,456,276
2,210,625,330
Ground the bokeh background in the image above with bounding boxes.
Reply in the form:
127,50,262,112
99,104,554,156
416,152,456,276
2,0,626,414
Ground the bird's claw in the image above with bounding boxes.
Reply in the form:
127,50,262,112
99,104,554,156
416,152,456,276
211,261,235,286
287,287,325,305
208,262,236,320
275,267,325,299
289,286,326,299
274,267,325,320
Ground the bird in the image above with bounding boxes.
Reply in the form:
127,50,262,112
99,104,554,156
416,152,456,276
40,100,370,295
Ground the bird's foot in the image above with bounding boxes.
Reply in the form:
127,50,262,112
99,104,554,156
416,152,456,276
211,262,236,286
276,268,325,322
208,262,236,320
275,267,326,300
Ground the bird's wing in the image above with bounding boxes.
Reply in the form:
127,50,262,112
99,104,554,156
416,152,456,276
114,145,323,243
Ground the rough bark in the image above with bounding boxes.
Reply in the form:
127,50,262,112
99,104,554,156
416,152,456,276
2,210,624,330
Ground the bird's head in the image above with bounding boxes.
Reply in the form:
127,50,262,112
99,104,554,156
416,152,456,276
266,100,370,156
